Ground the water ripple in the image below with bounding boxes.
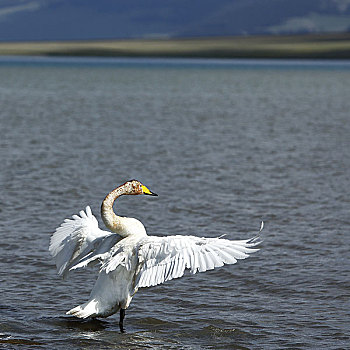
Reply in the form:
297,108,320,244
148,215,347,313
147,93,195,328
0,60,349,349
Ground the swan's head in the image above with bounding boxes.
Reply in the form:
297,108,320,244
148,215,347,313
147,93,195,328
126,179,158,196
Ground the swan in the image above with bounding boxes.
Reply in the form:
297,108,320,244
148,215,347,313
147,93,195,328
49,180,262,332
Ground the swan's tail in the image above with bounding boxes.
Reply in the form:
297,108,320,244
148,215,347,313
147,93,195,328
66,300,99,319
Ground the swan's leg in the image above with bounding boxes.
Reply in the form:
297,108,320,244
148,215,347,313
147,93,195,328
119,308,126,333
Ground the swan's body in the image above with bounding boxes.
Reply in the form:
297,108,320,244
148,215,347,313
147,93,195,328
49,180,262,331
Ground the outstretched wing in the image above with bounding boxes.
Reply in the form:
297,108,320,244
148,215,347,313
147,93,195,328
134,224,263,288
49,206,120,277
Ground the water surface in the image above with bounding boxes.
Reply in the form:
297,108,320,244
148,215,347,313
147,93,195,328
0,57,349,349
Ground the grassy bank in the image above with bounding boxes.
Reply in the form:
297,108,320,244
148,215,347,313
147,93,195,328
0,33,350,59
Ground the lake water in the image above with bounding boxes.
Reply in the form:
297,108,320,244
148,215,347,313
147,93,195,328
0,57,349,349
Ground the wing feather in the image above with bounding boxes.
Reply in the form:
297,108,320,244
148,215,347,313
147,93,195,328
205,246,224,268
49,206,119,277
197,251,207,272
135,229,262,289
202,250,215,271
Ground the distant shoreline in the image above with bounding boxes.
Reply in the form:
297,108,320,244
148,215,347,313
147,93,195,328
1,33,350,59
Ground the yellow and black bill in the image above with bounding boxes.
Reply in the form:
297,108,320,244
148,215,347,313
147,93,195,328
141,184,158,196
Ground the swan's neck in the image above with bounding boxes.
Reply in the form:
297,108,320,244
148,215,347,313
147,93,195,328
101,185,146,237
101,186,127,234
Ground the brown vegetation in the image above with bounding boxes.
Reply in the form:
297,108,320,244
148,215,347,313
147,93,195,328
1,33,350,59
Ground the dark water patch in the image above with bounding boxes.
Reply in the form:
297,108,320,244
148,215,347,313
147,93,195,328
0,337,43,346
50,316,109,332
133,316,176,328
175,325,256,350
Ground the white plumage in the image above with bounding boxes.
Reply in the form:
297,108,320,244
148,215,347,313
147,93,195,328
49,180,262,331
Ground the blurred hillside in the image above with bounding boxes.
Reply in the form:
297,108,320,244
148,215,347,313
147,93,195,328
0,0,350,41
1,33,350,59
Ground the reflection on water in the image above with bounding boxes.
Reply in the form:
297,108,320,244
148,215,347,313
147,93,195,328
0,57,349,349
54,317,108,332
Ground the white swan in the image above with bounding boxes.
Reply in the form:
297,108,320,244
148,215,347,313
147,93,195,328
49,180,262,332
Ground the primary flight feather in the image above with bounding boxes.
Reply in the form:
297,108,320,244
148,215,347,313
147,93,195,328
49,180,262,332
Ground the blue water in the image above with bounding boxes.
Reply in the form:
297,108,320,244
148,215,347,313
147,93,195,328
0,56,349,349
1,55,350,70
